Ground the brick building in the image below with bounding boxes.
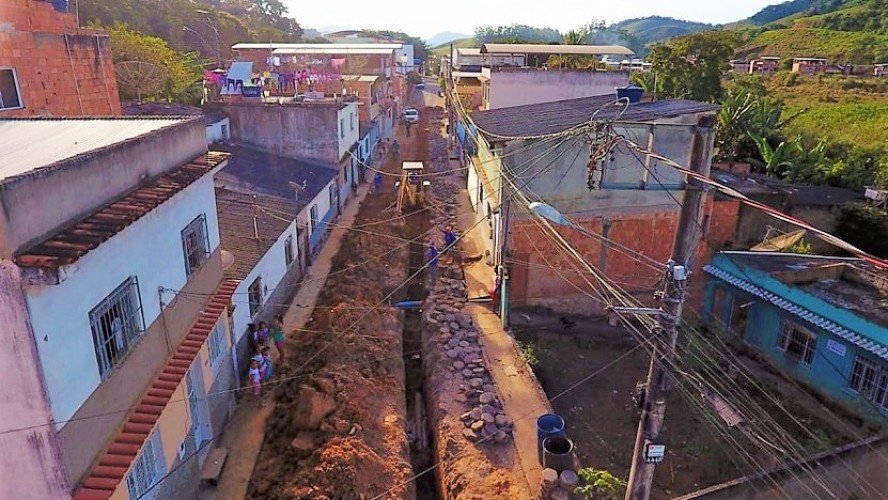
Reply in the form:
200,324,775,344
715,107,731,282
0,0,121,116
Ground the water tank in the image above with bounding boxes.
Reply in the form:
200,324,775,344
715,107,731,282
616,85,644,104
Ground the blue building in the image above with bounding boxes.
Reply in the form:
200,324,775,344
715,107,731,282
703,252,888,423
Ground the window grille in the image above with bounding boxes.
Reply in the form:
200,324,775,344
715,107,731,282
182,214,210,277
90,277,145,378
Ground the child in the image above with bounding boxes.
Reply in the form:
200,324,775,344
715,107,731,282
262,345,273,381
249,359,264,407
271,314,286,360
256,321,270,347
253,351,268,381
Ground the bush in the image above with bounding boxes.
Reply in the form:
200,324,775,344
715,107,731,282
834,203,888,258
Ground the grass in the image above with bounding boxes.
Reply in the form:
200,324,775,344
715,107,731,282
740,27,888,63
786,103,888,149
431,38,476,55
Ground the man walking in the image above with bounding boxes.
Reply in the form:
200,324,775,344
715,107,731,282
427,241,439,283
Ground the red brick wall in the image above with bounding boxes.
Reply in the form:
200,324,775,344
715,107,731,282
508,195,740,316
0,0,121,117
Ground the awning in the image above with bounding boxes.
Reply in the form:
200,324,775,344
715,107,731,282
704,265,888,361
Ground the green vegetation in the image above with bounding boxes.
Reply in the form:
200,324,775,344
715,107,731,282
517,341,539,367
835,203,888,256
574,468,626,500
740,28,888,63
473,24,563,44
610,16,711,45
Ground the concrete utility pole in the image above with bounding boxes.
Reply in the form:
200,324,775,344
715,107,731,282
625,115,715,500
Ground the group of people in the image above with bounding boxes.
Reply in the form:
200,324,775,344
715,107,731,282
247,314,285,407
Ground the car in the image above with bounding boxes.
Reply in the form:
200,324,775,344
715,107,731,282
404,108,419,124
416,82,425,90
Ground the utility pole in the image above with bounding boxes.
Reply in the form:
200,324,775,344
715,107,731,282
625,114,715,500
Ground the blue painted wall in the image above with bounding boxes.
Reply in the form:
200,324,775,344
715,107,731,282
704,254,888,422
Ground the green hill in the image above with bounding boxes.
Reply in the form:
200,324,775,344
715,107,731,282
738,27,888,63
432,38,477,56
611,16,712,45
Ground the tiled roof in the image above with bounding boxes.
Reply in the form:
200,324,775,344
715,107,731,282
72,280,238,500
471,96,719,139
0,117,188,182
216,188,295,280
14,152,230,269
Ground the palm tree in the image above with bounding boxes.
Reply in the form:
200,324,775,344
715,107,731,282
547,28,594,69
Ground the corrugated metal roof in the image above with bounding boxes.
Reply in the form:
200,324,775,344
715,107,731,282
0,118,186,183
472,96,719,138
457,48,482,55
704,264,888,361
342,74,383,83
481,43,634,56
72,280,238,500
273,47,397,55
233,42,402,50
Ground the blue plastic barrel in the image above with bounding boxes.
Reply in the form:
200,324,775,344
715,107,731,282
536,414,565,465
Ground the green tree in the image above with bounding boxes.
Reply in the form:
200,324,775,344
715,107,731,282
647,31,738,102
714,89,804,162
574,468,626,500
748,132,801,178
107,24,204,103
548,29,595,69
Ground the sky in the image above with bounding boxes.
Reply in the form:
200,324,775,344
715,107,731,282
284,0,779,40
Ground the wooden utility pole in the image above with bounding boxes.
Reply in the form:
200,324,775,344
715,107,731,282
625,115,716,500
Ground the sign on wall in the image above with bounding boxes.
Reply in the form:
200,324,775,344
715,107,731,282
826,339,847,357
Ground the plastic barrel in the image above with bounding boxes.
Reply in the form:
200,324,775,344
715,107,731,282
536,414,565,465
542,436,574,474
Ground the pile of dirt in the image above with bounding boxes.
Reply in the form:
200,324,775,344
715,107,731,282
247,152,416,499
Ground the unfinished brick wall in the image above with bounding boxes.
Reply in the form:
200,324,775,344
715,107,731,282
508,195,741,316
0,0,121,117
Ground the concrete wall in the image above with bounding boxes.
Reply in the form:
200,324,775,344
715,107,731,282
676,438,888,500
734,194,843,254
223,102,358,165
0,0,121,117
24,176,224,483
0,261,70,499
487,70,630,110
0,118,207,258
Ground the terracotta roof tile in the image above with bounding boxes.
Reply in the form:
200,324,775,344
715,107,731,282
73,280,238,498
14,152,229,269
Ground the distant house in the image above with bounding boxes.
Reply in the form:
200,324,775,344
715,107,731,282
792,57,829,75
749,57,781,75
703,252,888,422
213,145,339,366
875,63,888,77
122,102,230,145
729,59,750,74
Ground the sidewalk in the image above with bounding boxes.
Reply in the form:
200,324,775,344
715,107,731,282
198,182,371,500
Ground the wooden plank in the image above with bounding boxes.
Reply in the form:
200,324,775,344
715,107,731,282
200,447,228,486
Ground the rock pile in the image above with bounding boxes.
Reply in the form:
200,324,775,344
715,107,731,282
426,277,513,445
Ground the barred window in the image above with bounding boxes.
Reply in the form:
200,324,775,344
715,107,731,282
207,319,227,375
284,235,294,266
850,356,888,410
182,214,210,277
776,319,816,365
90,277,144,378
248,277,262,317
126,428,165,500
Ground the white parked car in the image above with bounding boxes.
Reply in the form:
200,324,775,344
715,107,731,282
404,108,419,124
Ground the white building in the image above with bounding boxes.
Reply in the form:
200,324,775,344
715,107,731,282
213,145,340,366
0,116,238,500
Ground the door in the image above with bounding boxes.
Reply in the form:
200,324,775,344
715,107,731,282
187,358,212,464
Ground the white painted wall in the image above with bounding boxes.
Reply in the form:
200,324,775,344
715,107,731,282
229,179,336,344
24,176,221,426
337,102,360,162
206,118,230,145
488,70,629,110
396,45,415,74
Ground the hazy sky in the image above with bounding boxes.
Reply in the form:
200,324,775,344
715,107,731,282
285,0,778,40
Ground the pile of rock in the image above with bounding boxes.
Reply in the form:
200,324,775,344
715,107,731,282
539,468,579,500
426,277,513,445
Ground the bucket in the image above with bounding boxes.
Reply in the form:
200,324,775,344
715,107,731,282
542,436,574,473
536,414,565,464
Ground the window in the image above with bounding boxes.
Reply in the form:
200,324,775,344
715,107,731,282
90,277,145,378
776,319,817,365
207,319,227,375
329,185,338,207
182,214,210,277
350,112,355,131
849,356,888,410
310,204,319,232
0,68,23,111
284,235,294,266
248,277,262,317
221,124,229,139
340,118,345,138
126,428,166,500
729,297,749,336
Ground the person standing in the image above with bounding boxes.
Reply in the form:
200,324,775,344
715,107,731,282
249,359,264,407
271,314,286,361
441,225,457,263
392,140,400,157
374,171,383,193
262,345,273,381
427,241,439,283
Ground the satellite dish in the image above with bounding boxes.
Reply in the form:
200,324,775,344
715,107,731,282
221,249,235,270
115,61,166,103
750,229,806,252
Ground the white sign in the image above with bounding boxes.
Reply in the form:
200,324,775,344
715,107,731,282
826,339,847,357
645,443,666,463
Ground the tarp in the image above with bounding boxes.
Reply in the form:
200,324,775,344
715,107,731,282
221,61,253,95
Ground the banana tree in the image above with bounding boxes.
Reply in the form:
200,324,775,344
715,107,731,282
748,132,801,178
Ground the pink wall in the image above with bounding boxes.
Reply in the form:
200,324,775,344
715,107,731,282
0,261,69,499
488,70,630,110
